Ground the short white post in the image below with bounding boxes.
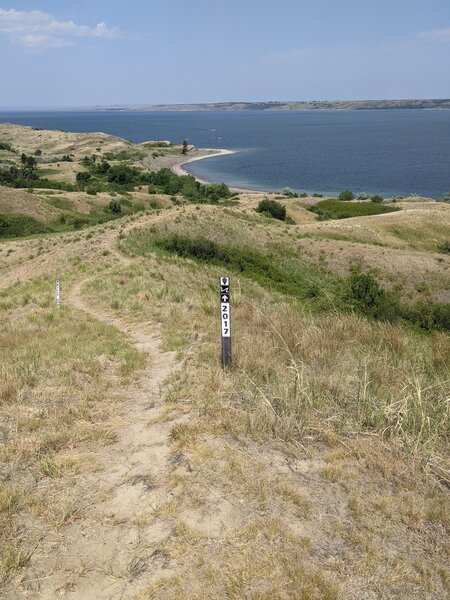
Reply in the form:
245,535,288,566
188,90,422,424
56,279,60,309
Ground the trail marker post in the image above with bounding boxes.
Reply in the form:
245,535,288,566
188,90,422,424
220,276,232,368
55,279,60,309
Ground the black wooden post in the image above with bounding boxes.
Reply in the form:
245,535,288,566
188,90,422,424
220,276,232,368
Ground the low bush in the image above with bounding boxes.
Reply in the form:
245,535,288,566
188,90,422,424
132,230,450,332
108,200,122,214
339,189,355,201
0,214,49,237
437,240,450,254
137,234,327,301
76,171,92,185
282,187,298,198
256,199,287,221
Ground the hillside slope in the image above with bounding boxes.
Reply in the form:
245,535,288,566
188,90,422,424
0,125,449,600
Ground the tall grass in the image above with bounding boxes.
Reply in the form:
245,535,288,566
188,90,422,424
84,258,450,470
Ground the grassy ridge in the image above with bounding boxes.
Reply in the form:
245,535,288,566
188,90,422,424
122,225,450,332
0,200,448,596
86,246,450,467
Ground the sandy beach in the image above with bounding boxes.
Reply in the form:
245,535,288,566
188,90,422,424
171,148,275,194
171,148,234,181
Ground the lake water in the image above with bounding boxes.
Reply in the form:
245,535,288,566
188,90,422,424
1,109,450,198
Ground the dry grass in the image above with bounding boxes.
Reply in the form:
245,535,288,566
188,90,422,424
83,215,449,597
296,201,450,252
0,275,145,585
0,177,449,597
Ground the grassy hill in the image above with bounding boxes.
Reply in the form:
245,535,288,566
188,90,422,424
0,125,449,599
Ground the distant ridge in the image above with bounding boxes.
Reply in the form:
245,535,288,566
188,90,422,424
90,99,450,111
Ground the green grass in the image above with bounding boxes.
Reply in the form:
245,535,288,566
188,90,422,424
121,222,450,332
37,168,60,177
46,196,74,211
309,199,399,220
122,230,336,309
0,213,50,237
102,150,145,161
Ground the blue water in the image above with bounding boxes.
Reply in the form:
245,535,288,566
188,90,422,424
1,109,450,197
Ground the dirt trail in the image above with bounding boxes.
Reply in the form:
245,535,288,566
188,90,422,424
14,274,181,599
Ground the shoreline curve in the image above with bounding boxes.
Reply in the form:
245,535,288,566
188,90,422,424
171,149,272,194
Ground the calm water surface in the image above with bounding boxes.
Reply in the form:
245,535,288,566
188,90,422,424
1,109,449,197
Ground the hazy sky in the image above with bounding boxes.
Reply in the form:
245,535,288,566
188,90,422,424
1,0,450,106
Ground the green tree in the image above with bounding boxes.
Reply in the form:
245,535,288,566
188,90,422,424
20,154,38,179
338,189,355,201
76,171,92,185
182,140,189,155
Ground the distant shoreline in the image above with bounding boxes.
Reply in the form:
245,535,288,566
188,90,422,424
2,99,450,112
84,99,450,112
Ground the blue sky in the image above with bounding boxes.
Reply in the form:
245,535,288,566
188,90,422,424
1,1,450,106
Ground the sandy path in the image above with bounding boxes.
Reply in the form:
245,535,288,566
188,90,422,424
13,272,181,599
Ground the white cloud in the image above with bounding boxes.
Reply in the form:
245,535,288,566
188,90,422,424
419,27,450,43
0,8,121,49
267,47,319,63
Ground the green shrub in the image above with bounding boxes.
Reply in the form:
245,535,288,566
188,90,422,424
0,213,49,237
255,199,287,221
147,234,326,301
107,164,140,186
344,273,390,318
437,240,450,254
400,302,450,331
0,142,13,151
108,200,122,214
339,189,355,201
282,187,298,198
76,171,92,185
371,195,383,203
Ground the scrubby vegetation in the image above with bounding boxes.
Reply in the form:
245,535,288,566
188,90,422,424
1,125,448,599
338,189,355,201
0,142,14,152
123,226,450,332
256,198,287,221
1,149,232,206
309,198,399,220
0,213,50,237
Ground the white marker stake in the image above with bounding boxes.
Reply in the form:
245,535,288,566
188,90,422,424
219,276,232,368
56,279,60,309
